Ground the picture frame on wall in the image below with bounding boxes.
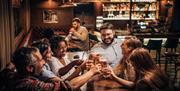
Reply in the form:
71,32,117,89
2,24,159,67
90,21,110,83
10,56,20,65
43,10,58,23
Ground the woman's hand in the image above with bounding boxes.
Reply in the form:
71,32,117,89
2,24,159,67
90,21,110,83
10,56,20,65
106,66,117,79
69,28,75,33
85,59,94,71
89,63,102,75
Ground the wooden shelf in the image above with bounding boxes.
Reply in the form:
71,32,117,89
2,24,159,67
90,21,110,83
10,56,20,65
103,17,130,20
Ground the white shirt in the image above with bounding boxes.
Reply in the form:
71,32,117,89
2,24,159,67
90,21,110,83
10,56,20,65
91,38,123,67
47,56,75,80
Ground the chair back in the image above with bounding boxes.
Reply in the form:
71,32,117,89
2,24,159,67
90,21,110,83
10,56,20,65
146,40,163,51
164,38,179,52
146,40,163,64
89,33,99,42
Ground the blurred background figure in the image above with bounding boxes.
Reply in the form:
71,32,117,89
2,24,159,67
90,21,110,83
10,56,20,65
65,17,89,51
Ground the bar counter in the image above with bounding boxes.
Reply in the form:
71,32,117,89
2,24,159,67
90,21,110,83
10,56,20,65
132,33,180,38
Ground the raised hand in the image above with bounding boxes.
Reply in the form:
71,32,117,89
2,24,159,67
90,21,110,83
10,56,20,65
69,28,75,33
89,63,102,75
105,65,117,79
85,59,94,71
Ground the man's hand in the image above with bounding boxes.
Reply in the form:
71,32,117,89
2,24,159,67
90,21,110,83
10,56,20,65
69,28,75,33
89,63,102,75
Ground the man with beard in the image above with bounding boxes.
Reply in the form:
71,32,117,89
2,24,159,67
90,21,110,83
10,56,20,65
9,47,102,91
91,23,123,67
66,18,89,51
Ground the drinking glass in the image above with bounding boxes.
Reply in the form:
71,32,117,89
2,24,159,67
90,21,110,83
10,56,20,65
99,57,111,78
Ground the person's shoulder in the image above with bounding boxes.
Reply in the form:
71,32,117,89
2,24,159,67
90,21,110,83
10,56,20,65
80,26,88,31
50,56,59,61
47,56,59,64
41,69,56,78
91,42,104,49
135,79,152,91
80,26,86,29
114,38,123,43
112,38,123,45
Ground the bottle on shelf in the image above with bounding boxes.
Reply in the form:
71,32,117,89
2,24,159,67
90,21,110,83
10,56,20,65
103,0,158,20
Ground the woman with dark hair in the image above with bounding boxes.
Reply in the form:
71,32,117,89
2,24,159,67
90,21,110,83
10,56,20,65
49,36,83,81
110,48,172,91
113,36,142,80
6,47,102,91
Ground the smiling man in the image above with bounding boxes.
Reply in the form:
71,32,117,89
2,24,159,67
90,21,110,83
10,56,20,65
91,23,123,67
11,47,72,91
9,47,101,91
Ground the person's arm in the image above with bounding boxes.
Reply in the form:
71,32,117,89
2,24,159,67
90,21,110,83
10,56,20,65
112,74,135,87
64,66,82,81
0,64,17,90
58,60,81,76
73,27,88,41
19,78,72,91
110,68,135,88
69,64,101,90
65,60,86,81
48,76,63,82
48,60,62,76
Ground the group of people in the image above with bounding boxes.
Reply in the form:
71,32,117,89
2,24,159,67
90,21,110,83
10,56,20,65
0,18,172,91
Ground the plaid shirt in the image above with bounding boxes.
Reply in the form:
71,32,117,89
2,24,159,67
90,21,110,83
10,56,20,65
14,76,72,91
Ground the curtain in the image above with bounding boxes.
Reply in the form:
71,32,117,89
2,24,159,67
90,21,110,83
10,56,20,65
0,0,15,70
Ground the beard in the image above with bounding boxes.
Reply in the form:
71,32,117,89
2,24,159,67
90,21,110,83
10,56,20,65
102,37,114,46
73,26,78,30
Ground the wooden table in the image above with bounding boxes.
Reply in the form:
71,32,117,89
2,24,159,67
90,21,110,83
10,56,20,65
66,51,88,61
87,75,129,91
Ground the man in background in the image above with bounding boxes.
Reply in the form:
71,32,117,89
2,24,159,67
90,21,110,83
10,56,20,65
66,18,89,51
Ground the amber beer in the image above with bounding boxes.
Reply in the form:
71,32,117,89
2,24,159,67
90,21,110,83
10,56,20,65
85,59,94,70
99,58,108,68
88,52,102,65
99,57,110,78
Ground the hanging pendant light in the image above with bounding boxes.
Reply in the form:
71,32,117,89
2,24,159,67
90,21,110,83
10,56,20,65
78,0,105,2
58,0,77,8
